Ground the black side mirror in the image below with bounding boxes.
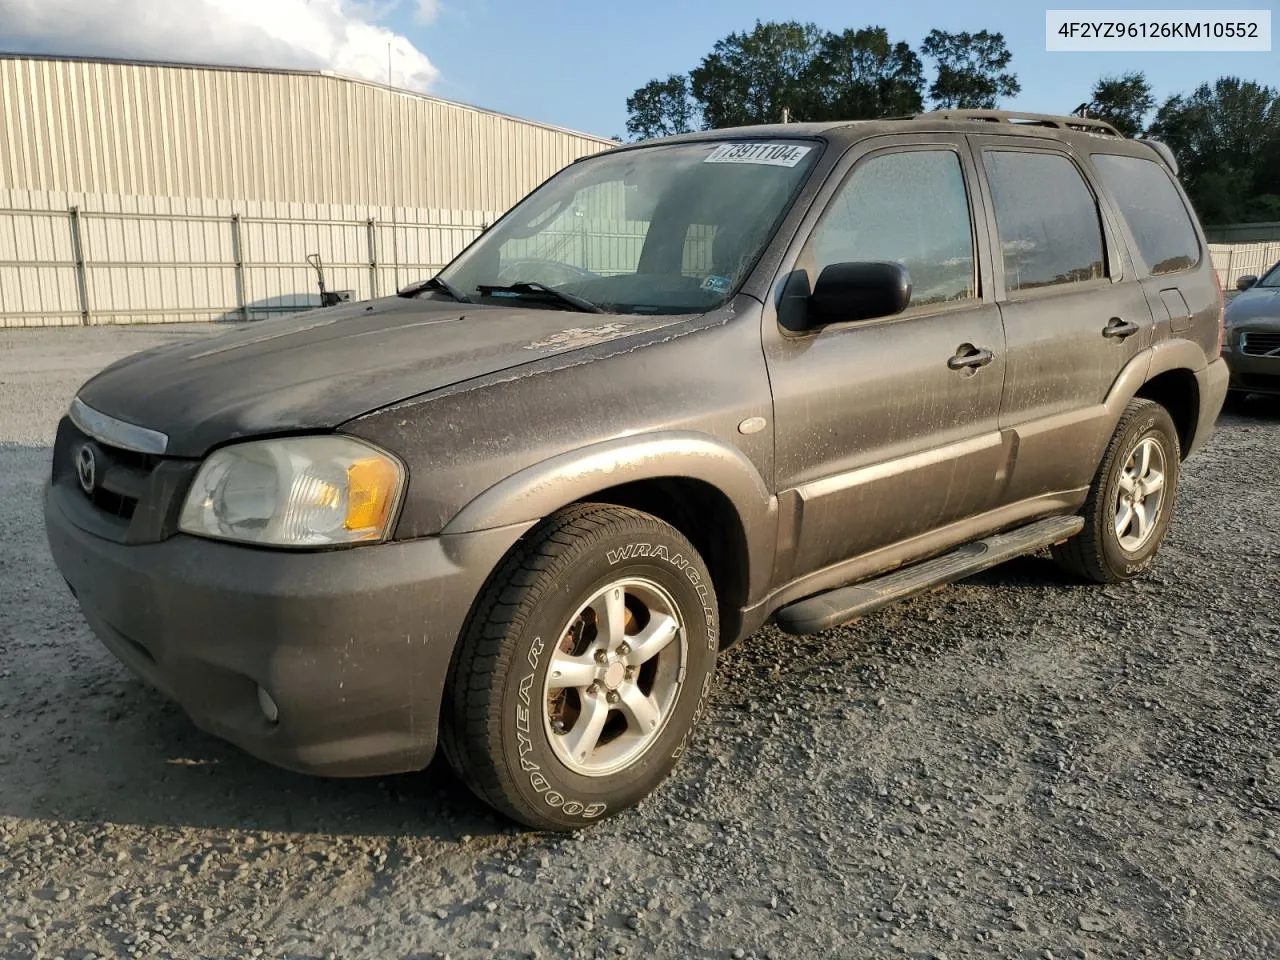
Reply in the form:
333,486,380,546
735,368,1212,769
1236,275,1258,291
808,261,912,327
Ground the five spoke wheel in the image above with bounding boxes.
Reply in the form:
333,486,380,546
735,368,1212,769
543,578,686,777
1114,436,1167,552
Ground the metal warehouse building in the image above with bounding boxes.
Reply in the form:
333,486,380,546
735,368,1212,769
0,55,614,326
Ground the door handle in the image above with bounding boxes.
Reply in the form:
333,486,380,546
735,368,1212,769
947,344,994,370
1102,317,1140,339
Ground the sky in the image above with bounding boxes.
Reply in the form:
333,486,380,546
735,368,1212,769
0,0,1276,139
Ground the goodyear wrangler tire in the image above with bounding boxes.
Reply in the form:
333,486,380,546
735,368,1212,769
1052,398,1181,584
441,504,719,831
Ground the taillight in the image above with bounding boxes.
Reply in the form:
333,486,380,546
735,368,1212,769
1213,269,1226,354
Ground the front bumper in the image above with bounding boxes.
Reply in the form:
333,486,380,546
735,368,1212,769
45,480,529,777
1222,342,1280,395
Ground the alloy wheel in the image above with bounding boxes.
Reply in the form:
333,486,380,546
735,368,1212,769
542,577,687,777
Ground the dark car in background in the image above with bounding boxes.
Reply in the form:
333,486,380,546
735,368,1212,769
1223,262,1280,395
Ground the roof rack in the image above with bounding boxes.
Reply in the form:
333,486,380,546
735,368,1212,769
913,109,1123,137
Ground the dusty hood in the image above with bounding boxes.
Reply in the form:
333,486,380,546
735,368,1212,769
1227,286,1280,326
77,297,665,457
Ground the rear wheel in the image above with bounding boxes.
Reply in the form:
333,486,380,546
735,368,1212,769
441,504,718,830
1052,398,1181,583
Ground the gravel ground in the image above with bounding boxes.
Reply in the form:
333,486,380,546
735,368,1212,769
1,325,1277,960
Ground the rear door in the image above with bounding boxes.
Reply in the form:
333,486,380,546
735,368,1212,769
968,135,1155,503
764,136,1007,584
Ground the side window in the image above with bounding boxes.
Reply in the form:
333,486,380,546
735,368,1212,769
806,150,976,308
984,151,1106,293
1091,153,1200,275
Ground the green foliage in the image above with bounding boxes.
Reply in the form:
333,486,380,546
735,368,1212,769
624,20,1018,139
689,21,827,129
1147,77,1280,224
920,29,1020,109
1089,73,1155,138
806,27,925,119
625,75,699,141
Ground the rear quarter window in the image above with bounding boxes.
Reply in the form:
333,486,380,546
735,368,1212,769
1091,153,1201,276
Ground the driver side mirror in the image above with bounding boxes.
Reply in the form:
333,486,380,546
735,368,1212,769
1236,275,1258,291
807,261,912,327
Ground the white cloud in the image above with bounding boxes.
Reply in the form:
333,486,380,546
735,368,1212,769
0,0,438,91
414,0,441,24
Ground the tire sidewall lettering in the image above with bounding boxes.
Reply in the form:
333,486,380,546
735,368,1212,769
606,542,718,649
504,532,717,826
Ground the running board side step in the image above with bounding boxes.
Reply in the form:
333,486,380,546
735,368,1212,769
774,516,1084,635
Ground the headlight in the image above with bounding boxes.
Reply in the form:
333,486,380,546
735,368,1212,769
179,436,405,547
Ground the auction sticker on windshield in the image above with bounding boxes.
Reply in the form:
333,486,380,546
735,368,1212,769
704,143,813,167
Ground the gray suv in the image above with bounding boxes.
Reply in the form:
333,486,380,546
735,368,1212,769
45,110,1228,830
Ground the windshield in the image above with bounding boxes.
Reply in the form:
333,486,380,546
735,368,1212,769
1258,261,1280,288
437,140,821,315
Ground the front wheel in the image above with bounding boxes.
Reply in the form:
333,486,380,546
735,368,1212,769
1052,398,1181,583
441,504,719,830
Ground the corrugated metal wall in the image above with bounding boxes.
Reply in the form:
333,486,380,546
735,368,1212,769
0,57,611,209
0,57,614,326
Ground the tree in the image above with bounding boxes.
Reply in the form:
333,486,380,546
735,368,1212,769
920,30,1020,109
805,27,925,119
689,20,827,128
625,21,1015,135
625,75,698,141
1147,77,1280,221
1088,72,1154,137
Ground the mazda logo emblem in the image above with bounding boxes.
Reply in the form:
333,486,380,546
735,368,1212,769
76,444,97,494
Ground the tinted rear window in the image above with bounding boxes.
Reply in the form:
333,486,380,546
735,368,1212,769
1092,153,1200,276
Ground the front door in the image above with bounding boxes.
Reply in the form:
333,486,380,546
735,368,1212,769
967,136,1155,503
764,137,1006,584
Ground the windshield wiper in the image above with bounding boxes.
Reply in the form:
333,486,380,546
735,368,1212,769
475,281,603,313
399,274,472,303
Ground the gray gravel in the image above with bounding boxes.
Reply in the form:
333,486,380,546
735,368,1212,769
1,324,1278,960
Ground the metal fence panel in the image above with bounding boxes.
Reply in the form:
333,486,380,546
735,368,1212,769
0,186,497,326
1210,242,1280,289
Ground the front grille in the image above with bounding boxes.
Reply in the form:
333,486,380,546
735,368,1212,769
53,416,199,545
54,419,161,523
91,484,137,520
1241,331,1280,356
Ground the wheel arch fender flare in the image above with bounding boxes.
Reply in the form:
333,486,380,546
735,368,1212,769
1104,338,1208,454
441,430,778,600
1105,340,1204,413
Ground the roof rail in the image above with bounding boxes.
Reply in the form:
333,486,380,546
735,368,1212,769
914,109,1123,137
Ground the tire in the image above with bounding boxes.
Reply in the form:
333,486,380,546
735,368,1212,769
1052,398,1181,583
440,504,719,831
